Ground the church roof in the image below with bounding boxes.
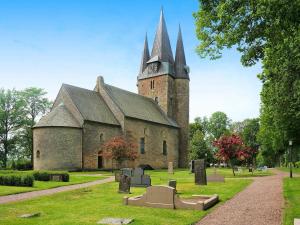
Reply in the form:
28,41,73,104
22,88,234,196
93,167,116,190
34,103,81,128
175,25,189,79
139,33,150,74
104,84,178,128
62,84,120,126
151,9,174,64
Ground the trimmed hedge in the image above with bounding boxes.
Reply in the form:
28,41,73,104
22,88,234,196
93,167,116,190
33,171,69,182
0,174,34,187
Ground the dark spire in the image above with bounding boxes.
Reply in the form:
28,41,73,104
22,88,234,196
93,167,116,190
150,8,174,64
175,25,189,79
139,33,150,74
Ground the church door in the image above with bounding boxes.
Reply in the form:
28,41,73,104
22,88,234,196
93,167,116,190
98,151,103,168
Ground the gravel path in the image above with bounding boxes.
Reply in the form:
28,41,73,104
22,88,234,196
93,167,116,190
0,176,114,204
197,169,286,225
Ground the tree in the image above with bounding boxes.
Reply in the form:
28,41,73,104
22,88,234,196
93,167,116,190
194,0,300,67
213,134,254,176
189,130,212,162
194,0,300,165
208,111,231,140
0,89,25,168
101,135,138,169
18,88,52,163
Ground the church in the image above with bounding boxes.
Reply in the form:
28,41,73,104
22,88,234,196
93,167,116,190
33,10,190,170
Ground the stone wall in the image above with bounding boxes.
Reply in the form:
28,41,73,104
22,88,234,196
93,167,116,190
138,75,175,118
174,79,189,167
82,121,122,169
33,127,82,170
124,117,179,169
52,86,84,126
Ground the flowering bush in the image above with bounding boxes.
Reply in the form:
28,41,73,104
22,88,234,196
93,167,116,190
213,134,257,175
101,135,138,168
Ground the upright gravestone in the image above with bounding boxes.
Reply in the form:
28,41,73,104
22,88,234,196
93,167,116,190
207,167,225,183
168,180,177,189
119,175,131,194
195,159,207,185
190,160,195,173
168,162,174,174
131,168,151,187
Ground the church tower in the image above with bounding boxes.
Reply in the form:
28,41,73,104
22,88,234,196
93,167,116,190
137,9,190,167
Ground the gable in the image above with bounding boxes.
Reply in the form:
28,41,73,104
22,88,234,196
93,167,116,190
34,103,81,128
62,84,120,126
104,84,178,128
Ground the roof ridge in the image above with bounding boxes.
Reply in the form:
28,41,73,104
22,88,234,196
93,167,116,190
105,84,178,127
62,83,96,93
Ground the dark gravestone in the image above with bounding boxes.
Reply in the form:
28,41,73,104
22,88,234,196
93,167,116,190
168,180,176,189
131,168,151,187
121,168,133,177
195,159,207,185
190,160,195,173
119,175,131,194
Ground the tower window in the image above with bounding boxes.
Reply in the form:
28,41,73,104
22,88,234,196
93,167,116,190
150,80,155,89
36,150,40,158
163,141,167,155
140,137,145,154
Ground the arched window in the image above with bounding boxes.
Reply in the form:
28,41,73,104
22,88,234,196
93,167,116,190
140,137,145,154
36,150,40,158
163,141,167,155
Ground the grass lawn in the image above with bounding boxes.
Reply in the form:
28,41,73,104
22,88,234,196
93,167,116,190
0,171,112,196
0,169,252,225
278,167,300,174
283,177,300,225
147,167,272,181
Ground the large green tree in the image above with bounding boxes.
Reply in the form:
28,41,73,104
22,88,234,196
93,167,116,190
208,111,231,140
0,89,25,167
18,88,52,163
194,0,300,164
189,130,211,162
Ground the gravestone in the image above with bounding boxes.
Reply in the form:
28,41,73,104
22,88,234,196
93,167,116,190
207,167,225,183
168,180,176,189
195,159,207,185
118,175,131,194
190,160,195,173
97,218,134,225
115,171,121,182
51,175,62,182
130,168,151,187
19,213,41,218
168,162,174,174
121,168,133,177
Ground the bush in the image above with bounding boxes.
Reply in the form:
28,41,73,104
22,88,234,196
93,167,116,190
33,171,69,182
0,174,34,187
11,160,33,170
295,161,300,168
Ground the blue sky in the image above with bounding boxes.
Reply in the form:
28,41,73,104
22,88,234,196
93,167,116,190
0,0,262,122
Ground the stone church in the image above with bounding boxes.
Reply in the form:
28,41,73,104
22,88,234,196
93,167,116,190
33,10,190,170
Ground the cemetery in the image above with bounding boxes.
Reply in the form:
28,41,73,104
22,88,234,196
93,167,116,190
0,166,271,225
0,1,299,225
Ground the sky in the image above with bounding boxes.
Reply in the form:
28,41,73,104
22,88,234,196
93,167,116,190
0,0,262,122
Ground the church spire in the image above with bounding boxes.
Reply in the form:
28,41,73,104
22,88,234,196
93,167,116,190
139,33,150,74
150,8,174,64
175,25,189,79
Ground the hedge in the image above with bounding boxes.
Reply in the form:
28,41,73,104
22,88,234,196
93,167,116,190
33,171,69,182
0,174,34,187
